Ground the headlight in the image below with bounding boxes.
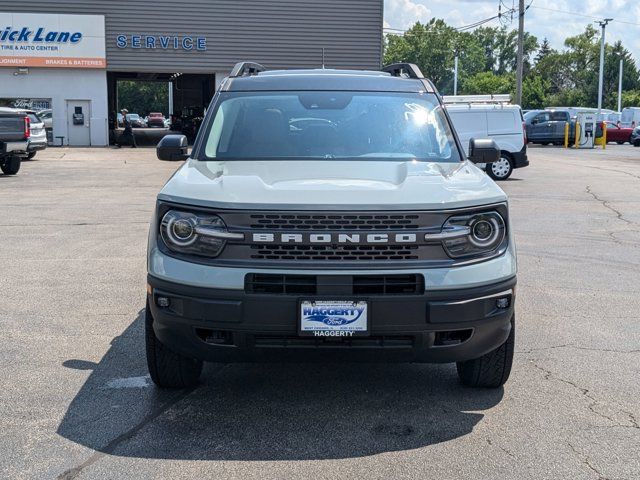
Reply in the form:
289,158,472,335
425,211,506,259
160,210,243,257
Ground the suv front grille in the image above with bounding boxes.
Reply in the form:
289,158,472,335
249,213,421,230
249,244,420,261
245,273,425,295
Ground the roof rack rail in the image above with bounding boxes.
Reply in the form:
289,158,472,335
381,63,424,79
229,61,266,78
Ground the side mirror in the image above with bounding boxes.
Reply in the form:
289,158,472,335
157,134,189,161
468,138,500,164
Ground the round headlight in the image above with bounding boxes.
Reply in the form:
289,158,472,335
162,211,197,247
469,216,501,247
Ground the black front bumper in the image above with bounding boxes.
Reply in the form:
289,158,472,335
147,274,516,364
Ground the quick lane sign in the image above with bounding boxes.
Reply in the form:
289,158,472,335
0,12,106,68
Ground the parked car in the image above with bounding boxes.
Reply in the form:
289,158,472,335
604,122,633,144
37,109,53,130
147,112,166,128
0,107,29,175
147,62,517,390
126,113,146,128
447,100,528,180
18,110,47,159
524,109,571,145
631,126,640,147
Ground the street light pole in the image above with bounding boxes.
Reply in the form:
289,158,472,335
597,18,613,114
515,0,525,105
617,58,623,113
453,55,459,95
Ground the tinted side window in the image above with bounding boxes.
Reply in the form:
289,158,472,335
535,113,550,123
550,112,568,121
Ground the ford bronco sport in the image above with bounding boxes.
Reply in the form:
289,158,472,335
146,62,517,389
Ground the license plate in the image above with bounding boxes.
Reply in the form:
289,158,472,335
299,300,368,337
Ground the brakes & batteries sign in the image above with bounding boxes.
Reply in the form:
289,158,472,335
0,12,106,68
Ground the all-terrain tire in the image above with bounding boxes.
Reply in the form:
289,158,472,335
456,316,514,388
1,156,21,175
145,301,203,388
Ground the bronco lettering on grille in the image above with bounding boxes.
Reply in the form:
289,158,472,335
252,233,419,244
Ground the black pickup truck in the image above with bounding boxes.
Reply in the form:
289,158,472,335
0,108,29,175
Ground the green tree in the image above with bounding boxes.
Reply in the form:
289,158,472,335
118,81,169,116
384,20,459,91
461,71,515,95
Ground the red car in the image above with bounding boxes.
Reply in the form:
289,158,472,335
604,122,633,144
147,112,165,128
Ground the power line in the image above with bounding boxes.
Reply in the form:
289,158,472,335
530,6,640,26
383,9,515,36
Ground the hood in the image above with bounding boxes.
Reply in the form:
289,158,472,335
158,159,507,210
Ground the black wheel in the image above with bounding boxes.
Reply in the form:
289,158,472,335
145,300,203,388
457,316,514,388
486,153,513,181
27,152,37,159
1,156,21,175
541,142,550,146
634,140,640,147
617,141,624,145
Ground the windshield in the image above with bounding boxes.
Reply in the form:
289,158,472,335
203,91,462,162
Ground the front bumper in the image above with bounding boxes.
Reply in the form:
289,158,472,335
147,274,516,364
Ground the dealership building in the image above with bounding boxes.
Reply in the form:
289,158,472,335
0,1,383,146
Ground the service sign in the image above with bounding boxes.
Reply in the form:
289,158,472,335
0,13,105,69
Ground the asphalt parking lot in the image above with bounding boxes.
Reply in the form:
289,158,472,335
1,145,639,480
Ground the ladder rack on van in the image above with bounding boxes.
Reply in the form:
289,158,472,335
442,94,512,105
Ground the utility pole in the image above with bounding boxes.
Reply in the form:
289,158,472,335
453,55,459,95
617,58,623,113
515,0,525,106
597,18,613,114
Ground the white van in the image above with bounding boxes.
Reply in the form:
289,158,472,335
621,107,640,127
445,97,528,180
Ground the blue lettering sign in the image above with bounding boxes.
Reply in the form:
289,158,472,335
115,34,207,52
116,35,127,48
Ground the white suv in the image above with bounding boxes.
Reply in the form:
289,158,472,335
146,63,517,390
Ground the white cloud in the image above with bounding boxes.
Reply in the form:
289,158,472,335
384,0,640,63
385,0,432,30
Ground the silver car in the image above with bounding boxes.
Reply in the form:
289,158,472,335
14,109,47,159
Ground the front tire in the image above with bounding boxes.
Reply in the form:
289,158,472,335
1,156,21,175
486,154,513,181
456,316,514,388
27,152,37,159
145,301,203,388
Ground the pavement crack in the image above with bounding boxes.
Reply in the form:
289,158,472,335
585,185,634,225
56,386,197,480
486,438,515,458
567,442,610,480
530,362,638,429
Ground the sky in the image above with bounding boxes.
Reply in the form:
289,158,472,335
383,0,640,64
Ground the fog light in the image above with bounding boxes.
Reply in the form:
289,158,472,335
496,297,510,309
157,296,170,308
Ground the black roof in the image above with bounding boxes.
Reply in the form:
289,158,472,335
221,69,435,93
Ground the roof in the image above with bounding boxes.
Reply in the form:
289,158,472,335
222,68,435,93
